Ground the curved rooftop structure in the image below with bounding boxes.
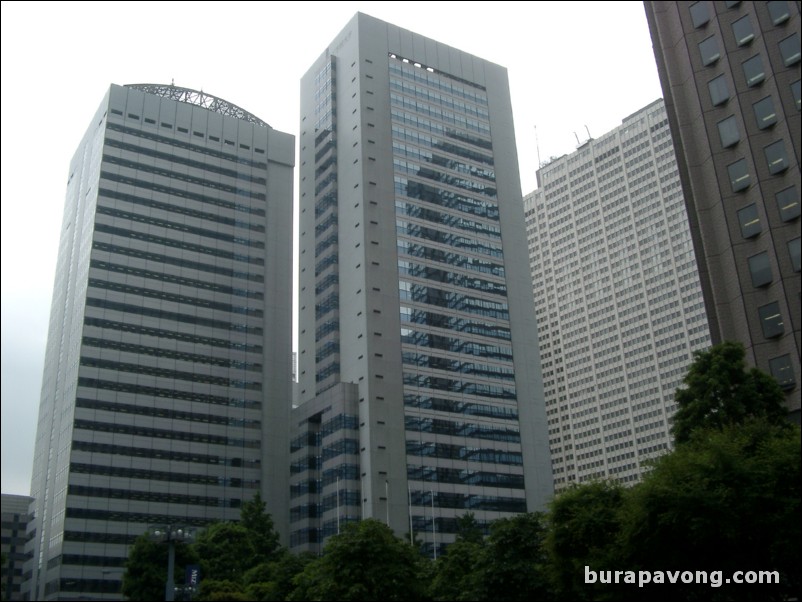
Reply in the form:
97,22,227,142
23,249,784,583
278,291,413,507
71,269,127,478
125,83,271,128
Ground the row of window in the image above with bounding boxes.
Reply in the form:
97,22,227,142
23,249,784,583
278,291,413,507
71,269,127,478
105,121,268,169
93,240,264,283
407,465,524,488
404,416,520,443
70,462,259,487
71,439,258,468
77,377,261,409
406,441,522,465
76,397,261,429
73,418,261,448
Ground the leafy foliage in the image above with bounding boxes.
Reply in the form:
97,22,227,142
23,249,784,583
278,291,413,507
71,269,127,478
671,341,788,444
620,419,800,601
547,481,625,601
121,533,198,601
289,519,427,601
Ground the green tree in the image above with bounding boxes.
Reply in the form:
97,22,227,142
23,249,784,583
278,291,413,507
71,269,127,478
194,522,255,584
289,519,429,601
240,491,281,565
121,533,199,601
243,550,315,601
620,418,801,601
195,579,248,601
671,341,788,444
430,514,485,601
478,512,551,601
547,481,625,601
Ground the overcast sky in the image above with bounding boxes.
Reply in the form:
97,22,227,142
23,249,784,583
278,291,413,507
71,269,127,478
0,1,662,496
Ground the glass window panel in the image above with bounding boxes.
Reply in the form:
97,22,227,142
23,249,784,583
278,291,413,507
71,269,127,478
699,36,721,66
725,0,741,6
709,75,730,106
767,1,790,25
790,238,801,272
737,204,761,238
727,159,751,192
792,80,801,111
753,96,777,129
743,55,765,86
776,186,800,221
748,252,772,287
779,34,801,67
758,302,784,338
764,140,789,174
717,115,740,147
732,15,754,45
690,2,710,28
769,355,795,390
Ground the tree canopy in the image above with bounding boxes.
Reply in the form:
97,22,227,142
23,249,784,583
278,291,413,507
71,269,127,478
671,341,788,444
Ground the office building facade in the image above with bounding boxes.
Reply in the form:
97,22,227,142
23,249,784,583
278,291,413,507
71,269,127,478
293,13,553,554
2,494,33,601
645,1,801,419
524,99,712,490
24,84,294,600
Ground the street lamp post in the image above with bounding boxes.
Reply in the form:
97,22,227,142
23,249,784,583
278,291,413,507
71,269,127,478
149,526,195,602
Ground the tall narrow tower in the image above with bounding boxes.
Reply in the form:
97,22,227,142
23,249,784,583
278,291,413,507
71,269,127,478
24,84,294,600
292,13,553,554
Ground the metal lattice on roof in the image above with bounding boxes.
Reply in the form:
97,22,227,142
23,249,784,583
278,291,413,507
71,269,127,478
126,83,271,128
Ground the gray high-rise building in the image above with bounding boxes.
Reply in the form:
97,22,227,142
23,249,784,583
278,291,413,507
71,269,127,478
2,494,33,601
291,13,553,555
24,84,294,600
524,99,711,490
644,1,800,419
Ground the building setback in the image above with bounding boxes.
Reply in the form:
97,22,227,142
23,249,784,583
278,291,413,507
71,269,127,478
644,1,801,419
524,99,712,490
292,12,553,554
23,84,294,600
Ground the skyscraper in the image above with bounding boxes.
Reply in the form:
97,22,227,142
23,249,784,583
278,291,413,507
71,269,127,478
24,84,294,600
1,494,33,601
644,1,800,420
292,13,553,554
524,99,711,490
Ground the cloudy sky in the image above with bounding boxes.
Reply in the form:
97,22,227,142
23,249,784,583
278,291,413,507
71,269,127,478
0,1,662,496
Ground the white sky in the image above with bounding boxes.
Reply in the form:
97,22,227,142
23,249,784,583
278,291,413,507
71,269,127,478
0,1,662,496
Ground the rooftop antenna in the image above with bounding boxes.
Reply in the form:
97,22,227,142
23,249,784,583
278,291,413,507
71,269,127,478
573,131,581,146
534,125,542,168
585,125,592,141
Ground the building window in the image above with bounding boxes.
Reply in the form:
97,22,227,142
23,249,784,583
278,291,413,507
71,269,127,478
690,2,710,28
790,238,801,272
717,115,740,147
758,302,784,338
708,75,730,106
767,1,790,25
753,96,777,129
732,15,754,46
764,140,789,174
724,0,741,6
699,36,721,66
778,34,801,66
727,159,751,192
737,204,761,238
747,252,772,287
792,80,801,111
769,355,795,390
742,55,765,86
776,186,800,221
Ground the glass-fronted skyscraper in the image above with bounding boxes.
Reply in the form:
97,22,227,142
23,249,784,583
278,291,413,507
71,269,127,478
24,84,294,600
293,13,553,554
524,99,711,490
645,1,800,419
